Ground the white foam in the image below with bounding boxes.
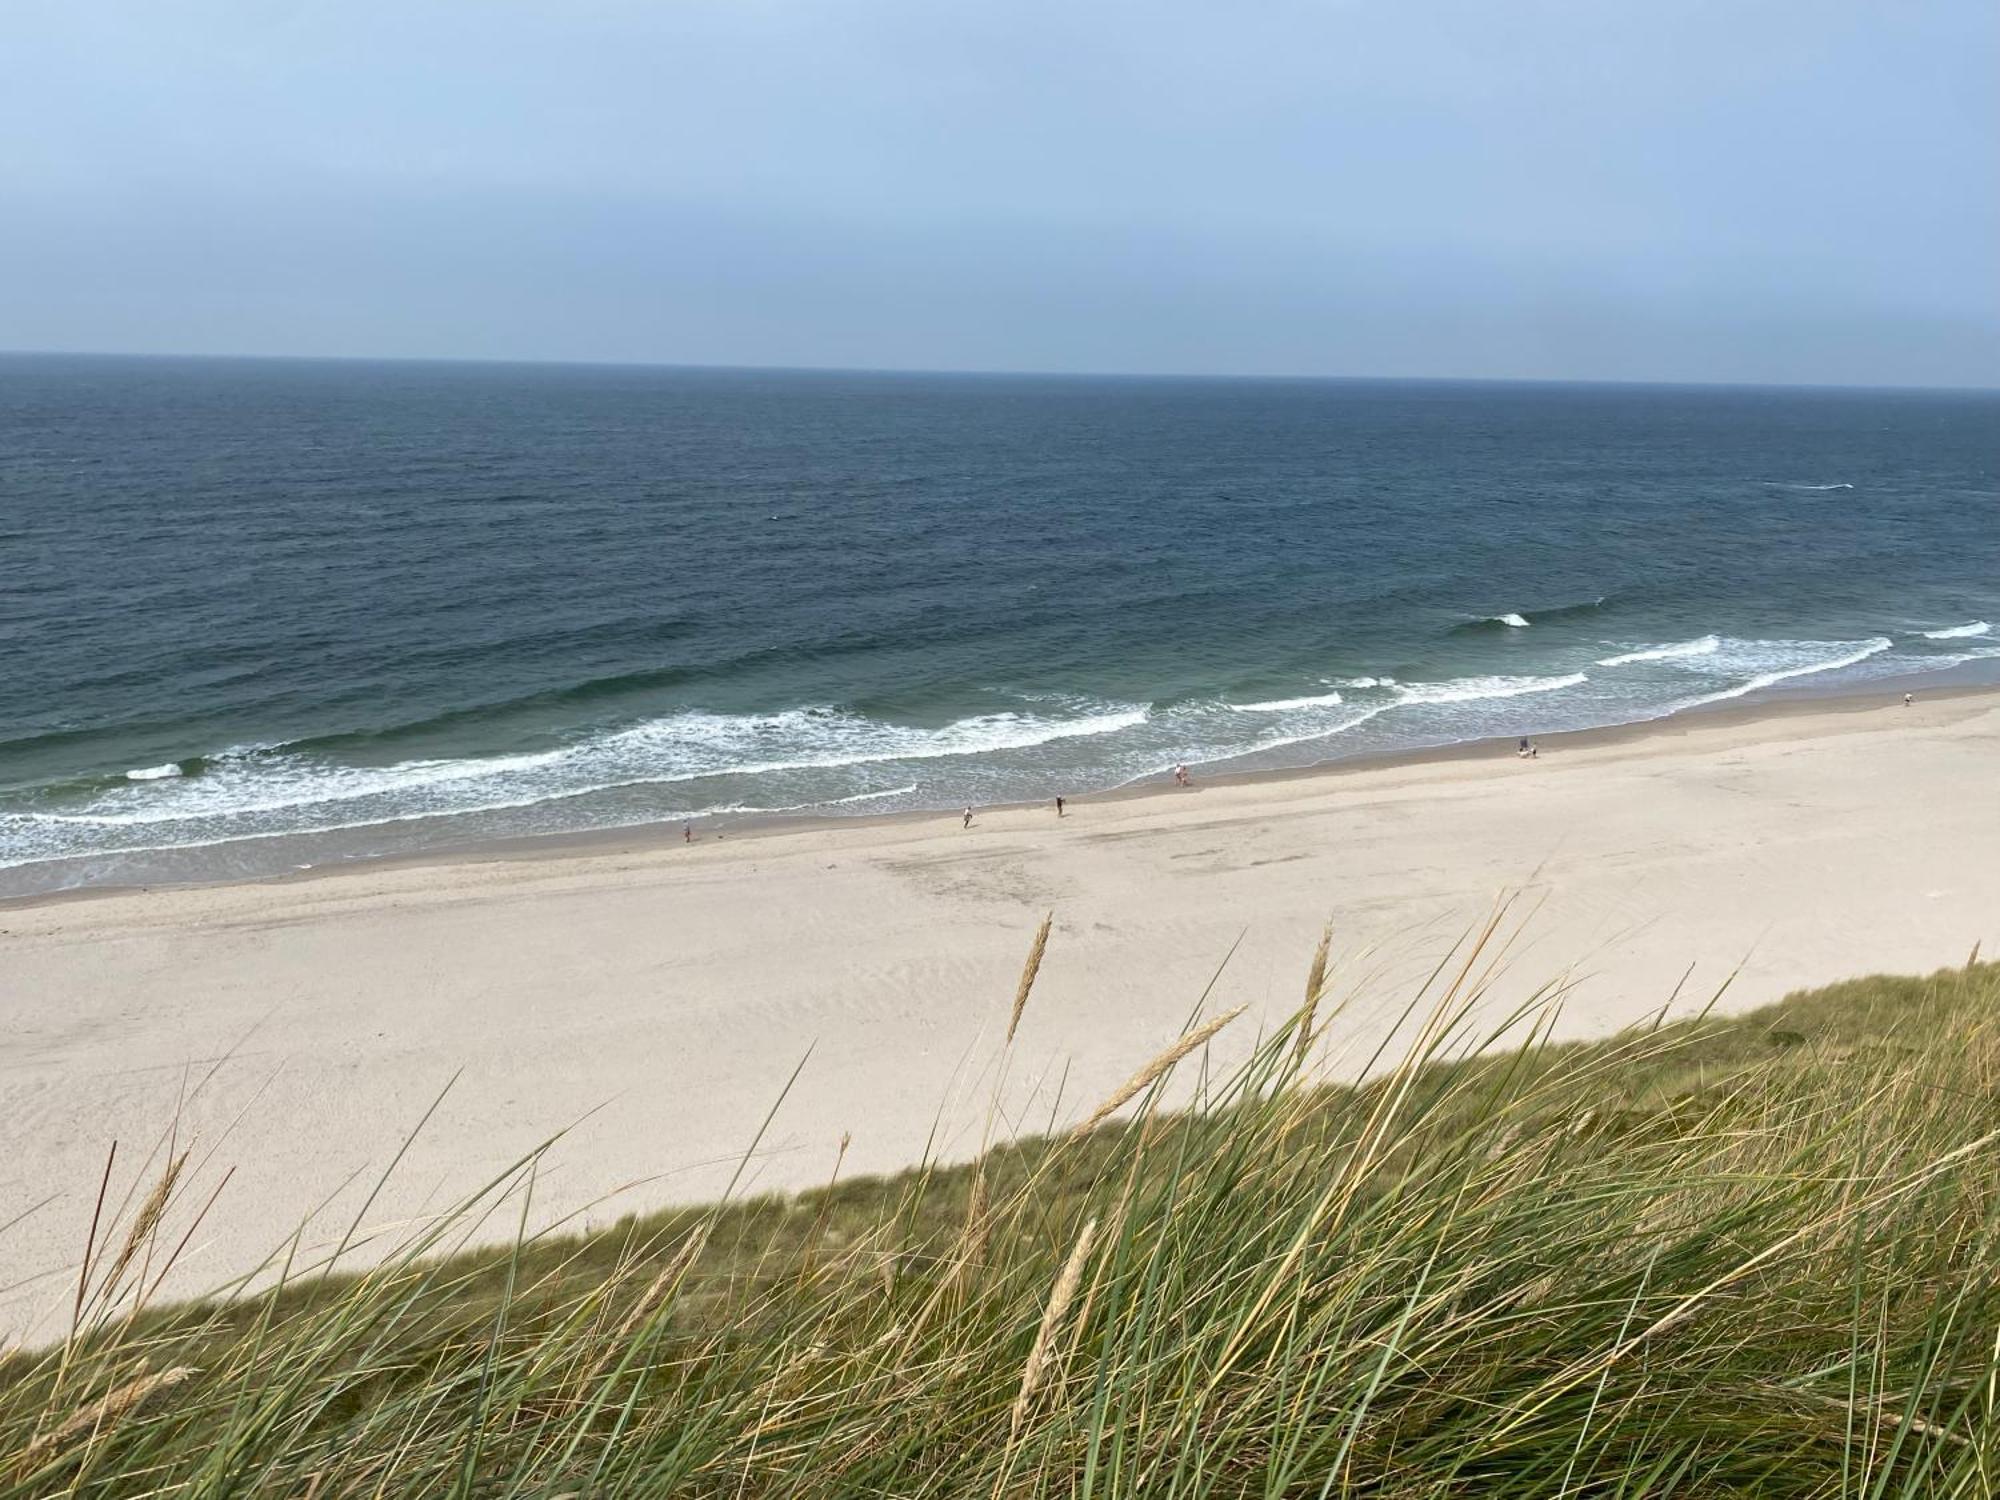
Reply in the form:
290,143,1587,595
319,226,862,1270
1677,636,1893,709
1921,621,1991,640
1,791,585,867
1197,670,1589,762
1916,646,2000,671
1394,672,1589,706
592,704,1153,783
1333,675,1396,689
1595,635,1721,667
1225,691,1344,713
124,763,183,781
2,702,1153,863
36,744,577,827
1237,702,1398,756
828,784,919,805
1493,613,1530,628
723,784,922,817
1787,482,1855,491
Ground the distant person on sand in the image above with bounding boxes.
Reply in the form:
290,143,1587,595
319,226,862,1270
1904,692,1915,707
1173,764,1191,787
1518,738,1530,757
962,806,973,829
1055,795,1065,817
683,822,692,843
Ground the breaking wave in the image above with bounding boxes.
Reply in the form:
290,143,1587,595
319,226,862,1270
1677,637,1893,709
1395,672,1590,705
0,702,1151,866
1921,621,1990,640
1226,691,1345,712
1596,635,1721,667
1451,598,1609,634
3,621,1987,887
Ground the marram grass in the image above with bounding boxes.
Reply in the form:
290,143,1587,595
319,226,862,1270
8,933,2000,1497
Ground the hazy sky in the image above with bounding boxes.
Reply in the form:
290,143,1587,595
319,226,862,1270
4,1,1995,386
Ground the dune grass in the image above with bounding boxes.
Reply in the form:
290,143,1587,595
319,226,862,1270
7,931,2000,1497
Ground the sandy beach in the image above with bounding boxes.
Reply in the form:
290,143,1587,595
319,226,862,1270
5,688,1998,1340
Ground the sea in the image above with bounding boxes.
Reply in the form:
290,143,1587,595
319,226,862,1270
3,354,1997,898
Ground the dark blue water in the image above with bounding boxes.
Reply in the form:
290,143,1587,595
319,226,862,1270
4,354,1997,895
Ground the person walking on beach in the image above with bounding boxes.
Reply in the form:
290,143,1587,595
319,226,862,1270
1055,795,1066,817
683,822,693,843
1173,763,1190,788
962,806,974,829
1904,692,1914,707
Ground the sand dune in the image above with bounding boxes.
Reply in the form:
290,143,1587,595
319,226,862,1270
4,690,1997,1340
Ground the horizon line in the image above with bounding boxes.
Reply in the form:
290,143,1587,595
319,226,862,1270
2,345,1996,398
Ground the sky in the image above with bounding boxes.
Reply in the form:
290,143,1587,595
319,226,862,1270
2,1,1995,387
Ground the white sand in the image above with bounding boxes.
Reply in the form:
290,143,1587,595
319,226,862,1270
5,691,1997,1340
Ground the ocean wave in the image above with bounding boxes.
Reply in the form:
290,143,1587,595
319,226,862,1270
1595,635,1721,667
1198,671,1589,762
1919,647,2000,671
1394,672,1590,705
5,703,1152,840
1234,703,1398,757
1781,482,1855,491
1451,598,1608,634
734,784,922,816
1677,637,1893,709
828,784,919,805
1921,621,1991,640
1225,691,1344,712
1,621,1960,882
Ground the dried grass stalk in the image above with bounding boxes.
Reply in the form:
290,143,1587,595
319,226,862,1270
923,1168,992,1320
1074,1008,1247,1136
98,1152,187,1308
1007,913,1053,1043
611,1226,708,1346
958,1168,991,1270
16,1364,194,1472
577,1226,710,1396
1009,1216,1097,1436
1070,1179,1136,1348
1296,921,1332,1060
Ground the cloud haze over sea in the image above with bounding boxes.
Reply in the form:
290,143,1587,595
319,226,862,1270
1,1,1995,386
